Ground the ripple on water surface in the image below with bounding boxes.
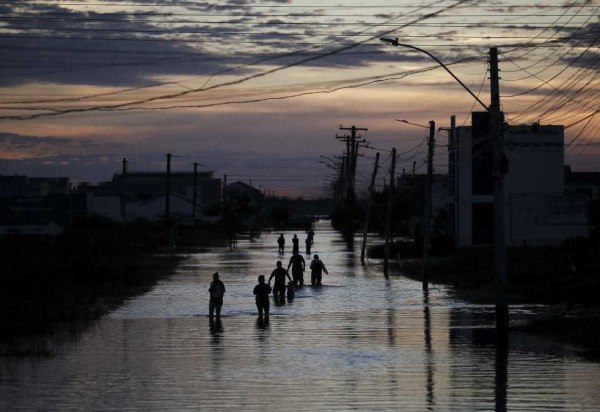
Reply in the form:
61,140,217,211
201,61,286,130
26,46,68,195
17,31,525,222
2,221,600,410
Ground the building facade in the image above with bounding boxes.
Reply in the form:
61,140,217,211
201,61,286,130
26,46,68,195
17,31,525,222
80,171,222,222
448,113,588,246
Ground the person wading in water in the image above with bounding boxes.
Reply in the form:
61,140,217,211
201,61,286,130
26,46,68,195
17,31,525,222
253,275,272,317
208,272,225,319
287,252,306,286
269,260,292,299
310,254,328,286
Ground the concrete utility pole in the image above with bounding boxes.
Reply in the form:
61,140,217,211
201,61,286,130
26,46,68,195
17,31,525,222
122,157,128,224
378,39,509,333
361,152,380,263
165,153,171,223
450,115,458,245
383,148,396,277
422,121,435,291
489,47,509,336
192,162,198,218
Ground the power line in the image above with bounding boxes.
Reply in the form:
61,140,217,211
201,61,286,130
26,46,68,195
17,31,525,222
0,0,473,120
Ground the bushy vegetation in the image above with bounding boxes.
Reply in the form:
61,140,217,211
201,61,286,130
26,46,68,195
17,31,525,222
0,218,228,353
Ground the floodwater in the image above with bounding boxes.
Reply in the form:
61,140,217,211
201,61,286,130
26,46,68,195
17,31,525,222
2,220,600,411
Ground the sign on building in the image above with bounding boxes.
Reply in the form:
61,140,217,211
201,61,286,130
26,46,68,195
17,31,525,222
509,193,588,243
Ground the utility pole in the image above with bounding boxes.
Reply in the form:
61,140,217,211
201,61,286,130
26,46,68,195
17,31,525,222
192,162,198,218
412,161,416,175
422,121,435,290
165,153,171,223
383,148,396,277
122,157,127,224
490,47,508,337
338,125,368,197
361,152,380,263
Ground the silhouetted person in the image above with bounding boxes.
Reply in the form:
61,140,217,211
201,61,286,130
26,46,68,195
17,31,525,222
277,234,285,253
208,272,225,319
310,254,328,286
269,260,292,299
287,252,305,286
254,275,272,317
305,236,312,254
307,228,315,244
292,234,299,254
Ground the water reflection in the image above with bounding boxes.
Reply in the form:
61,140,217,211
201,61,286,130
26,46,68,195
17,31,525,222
255,316,270,331
495,335,508,412
2,221,600,410
423,290,434,410
209,318,224,336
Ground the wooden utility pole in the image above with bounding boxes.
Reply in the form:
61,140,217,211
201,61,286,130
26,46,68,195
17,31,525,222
383,148,396,277
165,153,171,223
361,152,380,263
192,162,198,217
339,125,368,197
490,47,508,337
422,120,435,290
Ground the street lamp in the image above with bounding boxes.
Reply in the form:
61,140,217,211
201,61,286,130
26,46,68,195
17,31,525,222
380,37,488,111
380,38,508,337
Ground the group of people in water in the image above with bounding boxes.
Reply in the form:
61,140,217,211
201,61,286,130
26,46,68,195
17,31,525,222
208,229,327,319
277,229,314,255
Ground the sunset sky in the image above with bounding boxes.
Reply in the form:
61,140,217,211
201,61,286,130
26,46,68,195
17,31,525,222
1,0,598,197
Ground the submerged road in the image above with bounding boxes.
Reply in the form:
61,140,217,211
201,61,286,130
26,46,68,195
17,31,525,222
2,220,600,410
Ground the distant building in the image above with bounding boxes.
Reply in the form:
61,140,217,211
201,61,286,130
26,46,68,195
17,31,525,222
79,171,222,222
224,181,264,207
397,173,449,237
448,113,588,246
564,166,600,200
0,175,72,235
0,175,71,197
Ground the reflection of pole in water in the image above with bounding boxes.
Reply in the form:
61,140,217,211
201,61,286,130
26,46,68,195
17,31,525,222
495,332,508,412
423,290,434,409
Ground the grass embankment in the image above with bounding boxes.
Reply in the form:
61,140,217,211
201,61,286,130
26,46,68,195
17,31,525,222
0,220,227,356
389,240,600,355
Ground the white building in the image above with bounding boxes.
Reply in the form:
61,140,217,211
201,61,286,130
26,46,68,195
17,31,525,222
448,113,588,246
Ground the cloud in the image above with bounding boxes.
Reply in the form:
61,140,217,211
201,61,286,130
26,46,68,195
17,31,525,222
0,132,120,159
1,0,449,89
0,3,252,87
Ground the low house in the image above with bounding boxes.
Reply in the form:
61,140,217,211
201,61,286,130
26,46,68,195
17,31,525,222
224,181,264,207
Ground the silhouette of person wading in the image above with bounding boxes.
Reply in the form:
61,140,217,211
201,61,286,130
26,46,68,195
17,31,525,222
287,251,305,286
292,234,299,254
305,236,312,254
269,260,292,299
253,275,272,317
277,234,285,253
310,254,328,286
208,272,225,319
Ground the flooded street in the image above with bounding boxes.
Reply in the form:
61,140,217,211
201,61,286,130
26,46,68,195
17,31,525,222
2,220,600,410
